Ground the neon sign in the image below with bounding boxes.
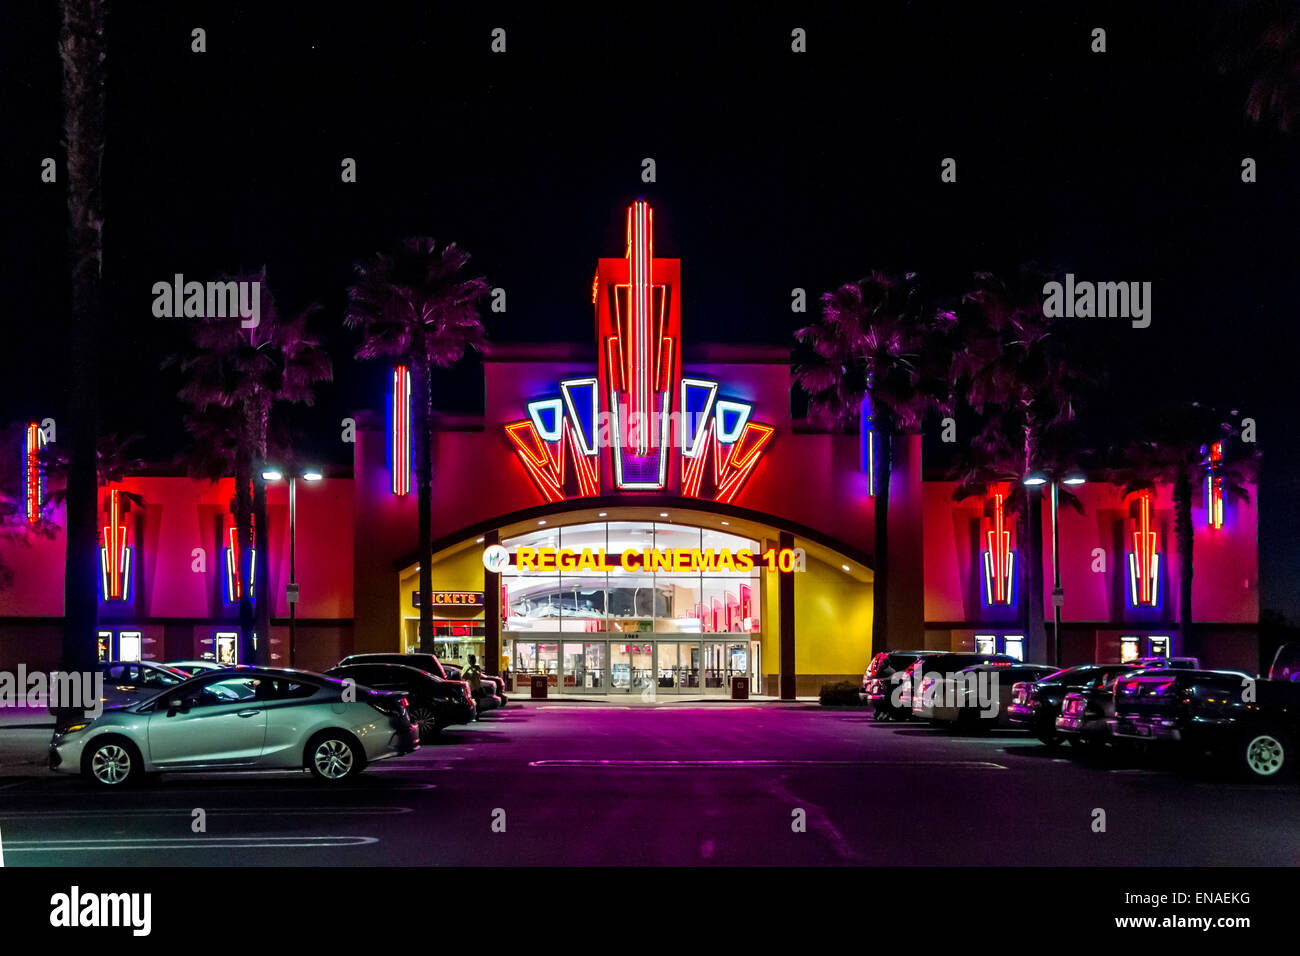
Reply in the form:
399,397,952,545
511,546,802,573
1127,490,1160,607
99,488,132,602
503,201,773,504
23,421,45,524
1204,441,1225,529
390,364,411,496
224,524,255,603
981,492,1015,606
860,394,876,497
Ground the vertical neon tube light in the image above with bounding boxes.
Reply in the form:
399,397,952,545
1205,441,1224,529
629,200,653,455
391,365,411,496
23,422,44,524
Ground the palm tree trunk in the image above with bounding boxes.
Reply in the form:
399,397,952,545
1174,470,1194,655
871,428,892,657
58,0,107,678
414,355,434,654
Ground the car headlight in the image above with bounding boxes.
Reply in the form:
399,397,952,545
59,722,91,735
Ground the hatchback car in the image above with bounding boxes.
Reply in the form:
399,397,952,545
48,668,418,786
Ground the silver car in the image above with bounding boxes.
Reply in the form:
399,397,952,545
49,668,419,786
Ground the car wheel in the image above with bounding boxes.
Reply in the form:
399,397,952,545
306,731,364,782
1239,729,1290,781
1036,732,1063,749
83,737,143,787
409,705,441,738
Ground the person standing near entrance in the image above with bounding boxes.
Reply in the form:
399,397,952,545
464,654,484,695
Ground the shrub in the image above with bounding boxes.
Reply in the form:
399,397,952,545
819,681,865,706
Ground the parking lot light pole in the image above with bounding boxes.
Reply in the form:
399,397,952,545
1025,472,1087,667
262,468,323,667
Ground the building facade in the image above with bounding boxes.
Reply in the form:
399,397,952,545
1,201,1261,690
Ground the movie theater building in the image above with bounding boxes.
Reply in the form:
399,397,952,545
0,201,1261,689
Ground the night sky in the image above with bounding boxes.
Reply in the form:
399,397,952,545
3,3,1297,615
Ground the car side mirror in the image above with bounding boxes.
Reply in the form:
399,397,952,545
168,697,194,716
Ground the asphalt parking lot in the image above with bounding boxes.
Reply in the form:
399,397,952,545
1,703,1296,866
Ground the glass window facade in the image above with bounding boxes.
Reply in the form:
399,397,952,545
501,520,762,635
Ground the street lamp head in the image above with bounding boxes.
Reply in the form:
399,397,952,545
1062,474,1087,486
261,469,283,482
301,471,323,482
1022,473,1048,487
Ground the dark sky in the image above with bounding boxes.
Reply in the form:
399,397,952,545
3,3,1298,614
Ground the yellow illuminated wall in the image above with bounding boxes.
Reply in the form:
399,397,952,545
792,550,874,679
398,541,485,648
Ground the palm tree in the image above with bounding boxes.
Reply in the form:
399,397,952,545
1215,0,1300,132
950,269,1092,660
795,272,947,657
170,273,332,665
345,239,489,655
58,0,108,674
1111,402,1260,652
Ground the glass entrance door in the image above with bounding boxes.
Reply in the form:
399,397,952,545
610,642,653,694
656,642,701,693
562,642,606,693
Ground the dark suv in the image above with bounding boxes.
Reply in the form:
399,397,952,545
1109,667,1298,780
862,651,940,720
325,662,476,734
337,652,506,713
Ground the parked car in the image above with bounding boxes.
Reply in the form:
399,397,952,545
76,661,193,713
922,662,1058,729
324,662,476,734
441,660,504,712
862,651,941,720
48,668,418,786
163,659,240,677
1269,641,1300,681
1053,673,1135,750
1108,667,1296,780
903,653,1023,721
338,652,506,711
1135,656,1200,669
1009,663,1144,745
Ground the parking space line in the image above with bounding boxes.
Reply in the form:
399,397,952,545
1,835,380,853
528,758,1007,769
0,806,413,818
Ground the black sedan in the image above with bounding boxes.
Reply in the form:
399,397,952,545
324,662,476,736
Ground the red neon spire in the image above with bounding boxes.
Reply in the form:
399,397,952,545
1133,491,1158,604
986,493,1011,603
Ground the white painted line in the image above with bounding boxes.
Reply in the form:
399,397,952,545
528,758,1007,769
0,806,413,819
1,835,380,853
